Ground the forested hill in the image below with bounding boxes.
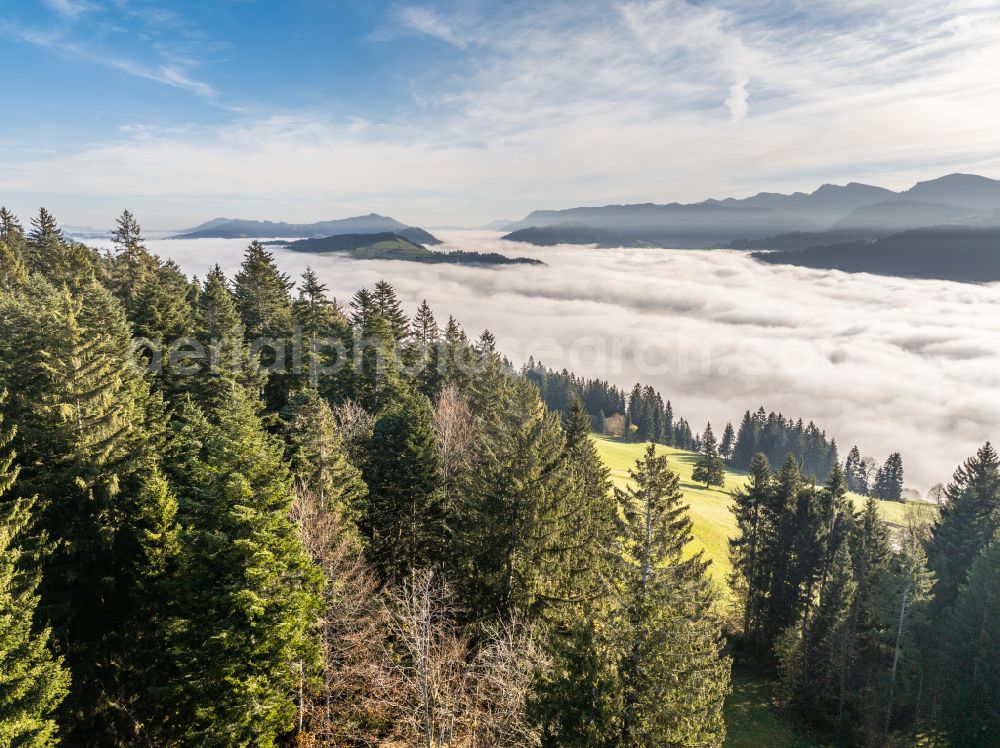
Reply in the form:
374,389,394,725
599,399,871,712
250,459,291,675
0,205,997,747
172,213,443,244
270,231,543,265
754,226,1000,282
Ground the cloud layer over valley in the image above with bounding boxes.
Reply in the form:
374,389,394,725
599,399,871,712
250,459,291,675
147,232,1000,492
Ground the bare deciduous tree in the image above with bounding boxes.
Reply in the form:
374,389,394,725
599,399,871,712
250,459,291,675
380,571,546,748
434,386,475,500
292,489,388,746
331,399,376,465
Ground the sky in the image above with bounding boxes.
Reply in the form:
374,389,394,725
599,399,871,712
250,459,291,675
2,0,1000,228
137,231,1000,492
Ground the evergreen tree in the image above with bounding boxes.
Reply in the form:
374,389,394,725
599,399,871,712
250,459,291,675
874,452,904,501
731,410,759,469
0,399,70,747
372,280,410,342
233,241,293,410
109,210,157,304
939,537,1000,746
0,239,28,292
614,444,730,746
0,276,179,743
282,388,367,530
455,374,578,621
25,208,66,278
409,299,443,398
163,390,322,746
190,265,261,412
0,207,25,256
729,453,773,644
292,267,349,391
845,446,866,494
926,443,1000,612
719,422,735,462
692,422,726,488
362,389,445,581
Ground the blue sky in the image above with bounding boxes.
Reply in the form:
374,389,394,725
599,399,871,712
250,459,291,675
2,0,999,228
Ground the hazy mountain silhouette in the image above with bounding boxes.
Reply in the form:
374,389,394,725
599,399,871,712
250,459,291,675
173,213,441,243
755,226,1000,282
503,173,1000,246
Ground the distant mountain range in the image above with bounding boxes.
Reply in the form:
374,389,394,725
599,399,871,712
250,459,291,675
267,233,542,266
501,174,1000,248
755,226,1000,283
173,213,442,245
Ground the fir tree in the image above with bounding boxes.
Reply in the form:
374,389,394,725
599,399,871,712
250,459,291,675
845,446,866,494
692,422,726,488
729,453,773,643
614,444,730,746
731,410,759,469
926,443,1000,612
233,241,293,410
0,239,28,292
719,422,735,462
874,452,904,501
109,210,157,304
282,388,367,530
0,276,179,742
362,389,445,581
372,280,410,342
0,399,70,747
163,390,322,746
939,538,1000,746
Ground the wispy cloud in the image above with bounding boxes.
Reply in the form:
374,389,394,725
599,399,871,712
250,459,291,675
398,6,468,48
43,0,96,18
4,0,1000,223
7,20,219,102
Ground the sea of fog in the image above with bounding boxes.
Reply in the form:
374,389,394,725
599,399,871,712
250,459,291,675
136,230,1000,493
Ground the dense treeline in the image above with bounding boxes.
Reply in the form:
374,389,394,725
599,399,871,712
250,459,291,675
729,443,1000,746
0,208,731,746
521,363,700,450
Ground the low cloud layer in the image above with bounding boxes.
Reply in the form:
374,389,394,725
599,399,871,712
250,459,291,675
148,233,1000,492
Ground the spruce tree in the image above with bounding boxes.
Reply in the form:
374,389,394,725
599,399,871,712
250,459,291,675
614,444,730,746
939,538,1000,746
233,241,293,410
693,422,726,488
372,279,410,342
0,207,25,255
0,399,70,747
163,390,322,746
0,276,179,742
362,389,444,581
729,453,773,643
191,265,261,412
731,410,759,469
719,422,735,462
455,374,577,621
109,210,157,304
282,389,367,530
25,208,66,278
926,442,1000,612
0,240,28,292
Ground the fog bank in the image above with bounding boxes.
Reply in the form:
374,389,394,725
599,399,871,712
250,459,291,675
146,231,1000,492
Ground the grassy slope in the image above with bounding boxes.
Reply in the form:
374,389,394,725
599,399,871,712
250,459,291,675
594,435,934,588
592,435,935,747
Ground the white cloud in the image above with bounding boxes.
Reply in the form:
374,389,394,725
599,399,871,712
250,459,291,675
137,232,1000,492
398,6,467,48
725,76,750,119
5,0,1000,225
44,0,95,18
